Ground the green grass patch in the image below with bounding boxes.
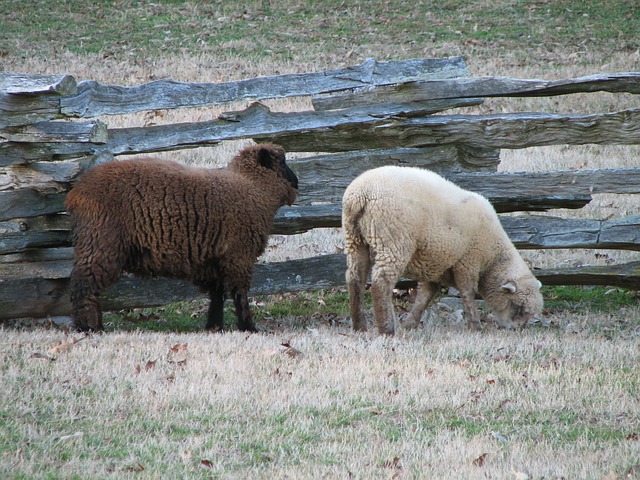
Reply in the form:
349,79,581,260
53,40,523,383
104,289,354,332
99,285,639,333
104,301,210,332
543,285,640,313
413,405,638,447
1,0,638,60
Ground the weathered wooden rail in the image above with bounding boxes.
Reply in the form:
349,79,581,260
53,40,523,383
1,57,639,321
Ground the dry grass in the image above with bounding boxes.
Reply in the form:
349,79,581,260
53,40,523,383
2,313,639,479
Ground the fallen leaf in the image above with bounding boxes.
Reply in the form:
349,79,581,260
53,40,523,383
280,343,303,357
145,360,157,371
169,343,188,354
30,352,56,361
472,453,488,467
272,368,292,378
124,463,145,472
383,456,402,469
49,342,74,355
200,459,214,470
492,354,511,363
134,364,141,375
469,390,484,401
49,335,86,356
464,38,486,46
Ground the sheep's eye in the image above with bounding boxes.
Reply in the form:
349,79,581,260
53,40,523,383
512,304,525,318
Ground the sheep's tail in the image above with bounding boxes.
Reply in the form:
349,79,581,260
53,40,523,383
342,192,369,248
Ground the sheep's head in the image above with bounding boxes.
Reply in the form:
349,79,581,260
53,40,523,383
232,144,299,206
484,274,544,329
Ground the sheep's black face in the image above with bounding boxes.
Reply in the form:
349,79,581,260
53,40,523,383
277,160,299,205
283,162,299,190
256,145,299,204
258,146,298,187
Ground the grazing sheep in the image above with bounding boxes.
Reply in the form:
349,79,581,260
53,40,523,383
342,166,543,335
65,144,298,332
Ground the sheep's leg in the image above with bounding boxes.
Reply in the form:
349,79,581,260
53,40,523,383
69,228,128,331
233,288,258,332
69,268,103,332
460,288,482,331
205,284,226,332
346,243,371,332
450,265,483,330
453,275,482,331
402,282,438,330
69,259,120,332
370,263,402,336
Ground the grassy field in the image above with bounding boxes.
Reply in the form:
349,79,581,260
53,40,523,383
2,0,638,64
2,308,640,479
2,0,640,478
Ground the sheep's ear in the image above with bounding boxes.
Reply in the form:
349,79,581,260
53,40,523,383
257,147,274,169
500,282,517,294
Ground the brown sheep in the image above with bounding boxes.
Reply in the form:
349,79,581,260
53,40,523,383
65,144,298,332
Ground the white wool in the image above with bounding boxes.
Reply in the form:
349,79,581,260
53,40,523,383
342,166,543,335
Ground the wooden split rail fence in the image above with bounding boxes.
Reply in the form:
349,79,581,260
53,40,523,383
1,57,639,320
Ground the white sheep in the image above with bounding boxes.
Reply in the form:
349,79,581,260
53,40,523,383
342,166,543,334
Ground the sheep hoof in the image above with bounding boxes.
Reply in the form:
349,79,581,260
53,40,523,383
401,317,420,331
238,324,259,333
377,324,396,335
467,320,483,332
72,321,103,333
